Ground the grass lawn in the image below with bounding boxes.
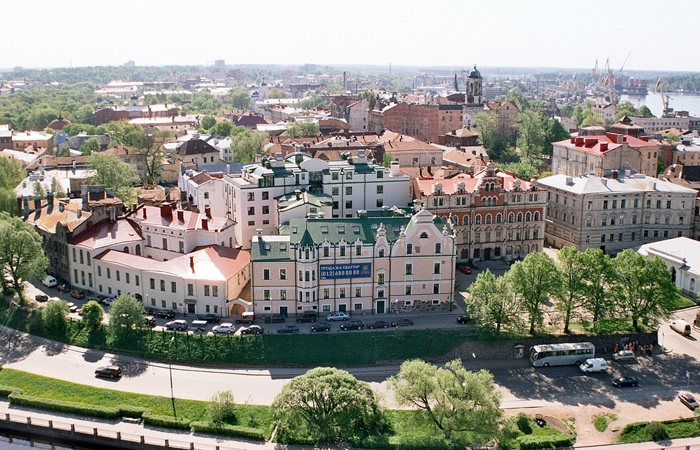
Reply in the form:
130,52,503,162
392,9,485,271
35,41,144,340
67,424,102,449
618,418,700,442
0,368,272,432
593,413,617,432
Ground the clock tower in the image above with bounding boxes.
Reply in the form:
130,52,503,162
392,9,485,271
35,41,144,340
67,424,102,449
463,64,484,129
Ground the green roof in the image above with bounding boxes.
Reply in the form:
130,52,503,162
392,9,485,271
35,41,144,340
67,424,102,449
250,237,290,261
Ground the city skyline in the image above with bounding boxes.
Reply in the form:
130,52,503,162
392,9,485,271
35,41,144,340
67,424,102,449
4,0,699,74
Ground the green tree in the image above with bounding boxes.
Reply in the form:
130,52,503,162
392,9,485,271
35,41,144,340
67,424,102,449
207,390,237,425
272,367,386,443
0,212,49,291
231,130,268,163
298,92,326,111
555,247,587,334
580,248,616,332
388,359,502,442
79,137,101,155
209,121,233,137
515,110,546,159
32,180,46,199
107,294,146,345
63,123,97,136
506,87,529,111
0,158,25,215
268,88,288,99
543,117,570,156
496,161,538,180
638,105,654,118
42,299,69,334
87,153,140,203
229,87,251,110
571,105,584,127
124,130,148,149
657,156,666,176
509,251,560,334
467,270,521,335
80,300,104,330
613,250,678,330
382,152,394,168
282,120,320,137
200,115,216,131
51,177,66,198
474,112,499,152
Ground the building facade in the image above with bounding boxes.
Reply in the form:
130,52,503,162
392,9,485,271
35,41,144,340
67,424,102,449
638,237,700,300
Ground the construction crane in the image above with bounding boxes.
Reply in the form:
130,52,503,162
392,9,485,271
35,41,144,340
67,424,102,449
592,59,598,78
654,78,673,117
617,51,631,76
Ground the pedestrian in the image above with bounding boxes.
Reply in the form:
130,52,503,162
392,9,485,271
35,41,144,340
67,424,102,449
614,344,619,353
603,345,607,354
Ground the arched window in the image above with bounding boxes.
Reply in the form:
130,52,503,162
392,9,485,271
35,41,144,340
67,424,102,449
486,214,492,224
525,212,531,222
691,278,696,292
534,211,540,221
496,214,502,224
123,247,129,254
517,212,523,222
463,215,470,226
508,213,514,223
420,232,428,239
135,245,141,256
475,215,482,225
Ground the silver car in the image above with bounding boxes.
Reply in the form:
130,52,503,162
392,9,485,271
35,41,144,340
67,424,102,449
612,350,636,362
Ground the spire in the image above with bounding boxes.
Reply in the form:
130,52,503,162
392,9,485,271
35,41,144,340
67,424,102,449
454,73,459,92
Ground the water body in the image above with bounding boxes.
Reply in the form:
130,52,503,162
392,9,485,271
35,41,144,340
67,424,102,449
620,92,700,118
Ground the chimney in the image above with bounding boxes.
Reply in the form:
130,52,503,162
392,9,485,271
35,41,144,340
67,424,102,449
570,137,575,144
202,218,208,230
81,185,88,211
641,136,649,142
177,210,184,222
160,203,172,218
600,142,608,151
59,202,65,213
205,206,211,218
143,208,147,219
109,207,116,222
47,191,54,208
33,196,41,211
390,161,400,177
132,203,137,212
77,209,82,219
611,170,618,180
190,256,195,271
575,137,584,146
295,189,301,200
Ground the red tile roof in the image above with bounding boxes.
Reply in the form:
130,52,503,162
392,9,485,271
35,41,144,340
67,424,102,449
416,168,533,195
69,218,142,249
128,205,230,231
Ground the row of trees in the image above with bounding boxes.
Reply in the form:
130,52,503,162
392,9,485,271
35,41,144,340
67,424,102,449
467,248,678,335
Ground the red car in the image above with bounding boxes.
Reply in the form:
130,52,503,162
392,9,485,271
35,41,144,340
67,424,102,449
459,266,472,274
70,289,85,299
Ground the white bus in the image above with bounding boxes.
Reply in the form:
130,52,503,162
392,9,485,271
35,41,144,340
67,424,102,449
530,342,596,367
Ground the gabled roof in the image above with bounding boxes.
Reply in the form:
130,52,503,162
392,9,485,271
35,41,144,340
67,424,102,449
179,139,219,156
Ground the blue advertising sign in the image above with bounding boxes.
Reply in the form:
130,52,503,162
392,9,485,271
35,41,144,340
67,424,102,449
320,263,372,280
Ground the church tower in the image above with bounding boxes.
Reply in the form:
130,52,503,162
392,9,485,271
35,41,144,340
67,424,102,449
463,64,484,129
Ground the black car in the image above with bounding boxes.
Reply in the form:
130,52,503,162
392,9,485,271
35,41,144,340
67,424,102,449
264,315,285,323
456,315,470,324
153,310,176,319
35,294,49,302
340,320,365,331
57,284,71,293
198,314,220,323
391,318,414,327
311,322,331,333
367,320,390,329
240,325,264,335
612,376,639,387
95,365,122,379
296,312,318,323
277,325,299,334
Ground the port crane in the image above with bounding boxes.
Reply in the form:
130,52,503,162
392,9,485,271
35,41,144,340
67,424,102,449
654,78,673,117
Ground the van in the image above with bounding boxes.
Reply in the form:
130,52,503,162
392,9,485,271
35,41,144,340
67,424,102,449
296,311,318,323
235,312,255,324
579,358,607,374
42,276,57,288
670,319,692,336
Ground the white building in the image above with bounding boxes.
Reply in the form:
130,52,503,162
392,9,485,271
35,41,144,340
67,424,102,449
178,168,227,214
638,237,700,300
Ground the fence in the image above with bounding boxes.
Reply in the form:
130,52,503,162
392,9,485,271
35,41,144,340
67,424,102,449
0,411,249,450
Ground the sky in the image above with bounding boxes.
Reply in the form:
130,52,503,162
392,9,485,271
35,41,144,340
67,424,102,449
4,0,699,73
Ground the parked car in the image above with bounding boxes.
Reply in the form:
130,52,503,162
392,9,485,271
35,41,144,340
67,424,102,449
95,365,122,379
144,316,156,327
296,311,318,323
311,322,332,333
459,266,472,274
67,302,78,313
154,310,176,319
212,323,235,334
235,312,255,324
264,315,285,323
391,318,414,327
34,294,49,302
612,376,638,387
679,392,700,410
612,350,636,362
99,294,116,306
367,320,390,329
277,325,299,334
240,325,264,335
456,315,470,324
198,314,220,323
340,320,365,331
190,320,208,332
70,289,85,299
165,320,188,331
326,312,350,322
57,284,71,293
41,276,57,288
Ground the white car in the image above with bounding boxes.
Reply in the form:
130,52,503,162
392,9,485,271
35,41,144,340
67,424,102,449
212,323,235,334
326,312,349,322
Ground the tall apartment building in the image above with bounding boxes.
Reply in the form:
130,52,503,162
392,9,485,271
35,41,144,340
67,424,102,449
249,208,456,318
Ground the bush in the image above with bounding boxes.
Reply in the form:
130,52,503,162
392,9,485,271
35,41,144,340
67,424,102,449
207,390,236,424
647,421,668,441
516,412,533,434
117,404,150,418
142,412,190,430
190,421,265,440
517,434,575,450
8,393,119,419
389,435,467,450
0,385,23,397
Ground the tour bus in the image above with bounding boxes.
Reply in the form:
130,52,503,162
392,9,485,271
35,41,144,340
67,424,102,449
530,342,596,367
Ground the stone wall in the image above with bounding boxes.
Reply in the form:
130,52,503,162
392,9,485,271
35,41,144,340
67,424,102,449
390,300,453,314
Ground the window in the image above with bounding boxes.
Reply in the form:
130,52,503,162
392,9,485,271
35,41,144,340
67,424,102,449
435,243,442,253
346,186,352,195
305,271,310,282
376,199,383,208
405,263,413,275
72,248,76,262
162,238,168,251
135,275,140,286
323,288,330,299
213,286,218,297
125,273,130,284
323,247,329,257
603,200,608,210
248,207,255,215
434,263,441,274
279,269,286,280
376,185,383,194
247,192,254,201
332,172,339,180
407,243,413,254
340,246,346,257
667,200,672,209
162,300,166,308
179,241,184,253
160,280,165,291
204,285,210,296
98,266,102,276
378,273,385,284
264,290,271,301
433,283,439,294
171,282,177,293
263,269,270,280
150,278,155,289
262,191,269,200
107,268,111,279
345,201,352,209
87,253,91,266
356,245,361,256
187,284,194,296
204,192,209,199
378,289,385,298
656,200,661,208
405,285,412,295
332,187,339,195
340,288,346,298
355,287,361,298
379,248,385,257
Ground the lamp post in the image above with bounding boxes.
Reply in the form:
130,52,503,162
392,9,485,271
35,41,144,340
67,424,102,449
168,336,177,418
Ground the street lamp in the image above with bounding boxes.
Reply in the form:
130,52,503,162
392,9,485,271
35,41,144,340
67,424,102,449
168,336,177,418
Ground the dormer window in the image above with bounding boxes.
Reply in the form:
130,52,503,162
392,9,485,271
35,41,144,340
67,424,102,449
292,227,298,234
352,226,360,233
321,226,328,233
338,226,345,233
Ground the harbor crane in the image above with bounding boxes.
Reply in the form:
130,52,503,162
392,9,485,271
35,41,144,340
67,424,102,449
654,78,673,117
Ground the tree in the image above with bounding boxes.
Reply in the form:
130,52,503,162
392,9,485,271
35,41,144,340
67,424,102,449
87,153,140,203
613,250,678,330
231,130,268,163
229,87,251,110
80,300,104,330
580,248,616,332
282,120,320,137
382,152,394,168
200,115,217,131
79,137,101,155
638,105,654,118
0,158,25,215
467,270,521,335
32,180,46,199
495,161,538,180
209,121,233,137
515,110,546,159
272,367,386,443
474,112,499,152
506,87,529,112
298,92,326,111
0,212,48,291
268,88,288,99
543,117,570,156
107,294,146,344
388,359,502,442
555,247,587,334
42,299,69,334
509,251,560,334
207,390,237,425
